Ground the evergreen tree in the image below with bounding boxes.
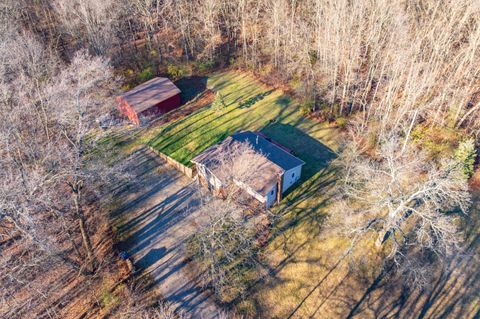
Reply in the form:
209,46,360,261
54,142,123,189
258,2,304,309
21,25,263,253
455,138,477,177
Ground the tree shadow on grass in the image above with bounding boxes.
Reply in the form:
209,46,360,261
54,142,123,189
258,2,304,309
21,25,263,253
239,90,273,108
175,76,208,104
340,216,480,319
276,182,480,319
260,122,337,186
233,125,339,310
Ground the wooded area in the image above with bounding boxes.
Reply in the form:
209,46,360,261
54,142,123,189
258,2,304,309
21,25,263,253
5,0,480,134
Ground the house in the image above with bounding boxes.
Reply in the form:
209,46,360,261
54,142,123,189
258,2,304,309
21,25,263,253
116,77,181,125
191,131,305,208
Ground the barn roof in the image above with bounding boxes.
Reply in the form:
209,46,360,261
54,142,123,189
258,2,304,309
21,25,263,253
191,131,304,196
118,77,181,113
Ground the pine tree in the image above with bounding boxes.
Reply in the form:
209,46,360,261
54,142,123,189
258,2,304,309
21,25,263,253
212,91,226,112
455,138,477,177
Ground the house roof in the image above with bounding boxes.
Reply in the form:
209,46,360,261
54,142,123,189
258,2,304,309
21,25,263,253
230,131,305,171
118,77,181,113
191,131,304,196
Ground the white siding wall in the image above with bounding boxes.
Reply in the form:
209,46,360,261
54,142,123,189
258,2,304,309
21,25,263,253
282,165,302,193
233,179,266,204
197,163,301,208
265,184,278,208
197,164,223,190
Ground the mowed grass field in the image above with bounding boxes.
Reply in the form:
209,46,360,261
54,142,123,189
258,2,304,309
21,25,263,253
140,70,339,167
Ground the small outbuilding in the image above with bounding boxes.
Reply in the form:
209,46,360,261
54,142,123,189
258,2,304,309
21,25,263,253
191,131,305,208
116,77,181,125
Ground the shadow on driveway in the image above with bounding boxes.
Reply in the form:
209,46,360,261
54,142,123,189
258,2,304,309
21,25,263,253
113,147,222,318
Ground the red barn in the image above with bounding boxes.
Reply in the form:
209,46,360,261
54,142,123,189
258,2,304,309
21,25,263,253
116,77,181,125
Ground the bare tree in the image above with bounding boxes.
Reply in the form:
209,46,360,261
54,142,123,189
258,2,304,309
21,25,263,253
42,51,122,272
187,199,258,300
331,132,471,283
207,140,272,205
7,0,480,137
188,141,273,300
53,0,121,55
0,29,126,317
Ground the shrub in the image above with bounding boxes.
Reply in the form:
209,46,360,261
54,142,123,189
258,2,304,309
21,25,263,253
411,124,459,160
259,63,273,76
149,49,158,57
121,84,132,92
212,91,226,111
300,99,315,116
308,49,318,66
196,58,215,73
167,63,187,80
455,138,477,177
137,65,154,82
289,74,301,90
336,117,347,128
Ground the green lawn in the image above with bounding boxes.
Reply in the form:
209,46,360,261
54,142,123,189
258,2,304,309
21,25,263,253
140,70,339,168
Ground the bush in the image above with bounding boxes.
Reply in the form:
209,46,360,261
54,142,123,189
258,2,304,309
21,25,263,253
289,74,301,90
455,138,477,177
167,63,187,80
300,99,315,116
196,59,215,73
411,124,459,160
336,117,347,128
121,84,132,92
212,91,226,111
137,65,154,82
259,63,273,76
308,50,318,66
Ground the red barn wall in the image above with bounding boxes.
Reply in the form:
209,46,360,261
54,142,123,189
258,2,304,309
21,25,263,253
116,97,140,125
139,93,181,118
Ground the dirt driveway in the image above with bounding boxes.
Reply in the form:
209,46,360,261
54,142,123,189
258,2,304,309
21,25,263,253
114,147,222,318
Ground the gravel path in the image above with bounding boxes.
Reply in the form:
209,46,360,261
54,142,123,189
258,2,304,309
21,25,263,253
115,147,223,318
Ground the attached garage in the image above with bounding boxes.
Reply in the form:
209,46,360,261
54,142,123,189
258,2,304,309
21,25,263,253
116,77,181,125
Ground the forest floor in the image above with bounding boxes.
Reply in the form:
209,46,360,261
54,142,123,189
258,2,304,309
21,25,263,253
111,146,223,318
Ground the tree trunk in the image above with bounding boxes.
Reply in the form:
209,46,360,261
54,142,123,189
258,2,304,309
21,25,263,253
78,214,95,272
73,186,96,272
61,215,82,261
375,228,391,248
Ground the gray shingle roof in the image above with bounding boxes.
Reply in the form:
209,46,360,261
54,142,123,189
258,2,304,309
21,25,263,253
230,131,305,171
191,131,304,196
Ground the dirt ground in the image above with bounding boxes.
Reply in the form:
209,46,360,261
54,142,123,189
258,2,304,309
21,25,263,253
113,146,224,318
148,89,214,129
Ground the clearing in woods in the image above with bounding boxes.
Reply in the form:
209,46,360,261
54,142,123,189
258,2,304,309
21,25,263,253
115,70,478,317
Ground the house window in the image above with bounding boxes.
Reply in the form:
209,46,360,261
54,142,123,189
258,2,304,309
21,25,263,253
292,172,295,178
